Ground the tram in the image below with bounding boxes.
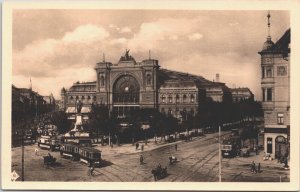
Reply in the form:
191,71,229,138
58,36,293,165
221,135,241,158
37,135,61,151
60,143,102,167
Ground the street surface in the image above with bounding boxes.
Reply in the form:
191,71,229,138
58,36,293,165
11,132,290,182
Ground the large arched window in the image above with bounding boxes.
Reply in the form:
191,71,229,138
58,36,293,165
176,94,180,103
161,95,166,103
190,94,195,103
183,94,187,103
168,95,173,103
113,75,140,103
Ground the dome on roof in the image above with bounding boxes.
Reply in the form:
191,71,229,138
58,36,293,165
262,36,274,50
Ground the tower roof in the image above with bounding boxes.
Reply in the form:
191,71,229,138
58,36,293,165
262,36,275,51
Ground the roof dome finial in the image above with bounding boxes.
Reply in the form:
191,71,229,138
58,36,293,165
262,11,274,50
267,11,271,38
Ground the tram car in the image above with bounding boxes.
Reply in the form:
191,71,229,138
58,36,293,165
59,143,80,161
221,135,241,158
78,147,102,167
37,136,61,151
60,143,102,167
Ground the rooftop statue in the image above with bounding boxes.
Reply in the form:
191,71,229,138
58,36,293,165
119,49,136,62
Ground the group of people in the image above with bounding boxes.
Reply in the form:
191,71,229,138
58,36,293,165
250,161,261,174
135,143,144,151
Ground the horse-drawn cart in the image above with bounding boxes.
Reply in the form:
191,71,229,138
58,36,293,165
151,165,167,181
43,154,56,166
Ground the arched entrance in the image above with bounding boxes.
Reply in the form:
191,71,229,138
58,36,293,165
275,135,288,159
112,75,140,118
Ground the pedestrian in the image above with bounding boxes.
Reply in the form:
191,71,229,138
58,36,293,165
140,155,144,164
34,148,38,156
253,162,257,174
254,146,258,155
136,143,139,150
258,163,261,173
88,165,95,176
141,144,144,151
175,144,178,151
250,161,255,173
110,142,113,148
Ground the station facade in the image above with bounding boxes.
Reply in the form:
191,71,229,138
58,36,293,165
60,50,232,120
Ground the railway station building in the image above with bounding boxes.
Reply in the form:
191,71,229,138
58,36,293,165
60,50,232,120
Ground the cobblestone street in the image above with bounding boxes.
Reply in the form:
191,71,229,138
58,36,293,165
11,132,289,182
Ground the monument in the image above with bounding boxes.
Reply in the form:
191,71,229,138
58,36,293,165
64,99,90,142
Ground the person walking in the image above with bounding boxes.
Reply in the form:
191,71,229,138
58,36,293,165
258,163,261,173
88,165,95,176
141,144,144,151
139,155,144,165
34,148,39,156
250,161,255,173
136,143,139,150
175,144,178,151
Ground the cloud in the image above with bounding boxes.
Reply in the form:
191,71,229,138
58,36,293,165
13,24,110,78
188,33,203,40
110,38,128,45
62,24,109,44
169,35,179,40
128,18,199,52
229,22,239,26
120,27,132,33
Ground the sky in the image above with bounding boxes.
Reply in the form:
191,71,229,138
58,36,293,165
12,10,290,100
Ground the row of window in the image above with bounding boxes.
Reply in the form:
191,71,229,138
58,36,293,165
69,95,96,100
261,66,287,78
161,94,195,103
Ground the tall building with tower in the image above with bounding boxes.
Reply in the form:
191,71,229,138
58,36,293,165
259,12,290,159
61,50,232,120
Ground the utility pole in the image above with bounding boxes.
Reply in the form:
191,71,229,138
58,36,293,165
21,129,25,181
219,125,221,182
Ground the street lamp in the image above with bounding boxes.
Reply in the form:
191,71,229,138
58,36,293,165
219,125,222,182
21,129,25,181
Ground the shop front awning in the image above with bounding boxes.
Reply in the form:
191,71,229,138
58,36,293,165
81,107,91,113
65,106,91,113
66,107,76,113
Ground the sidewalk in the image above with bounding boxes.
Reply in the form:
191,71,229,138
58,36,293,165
234,150,290,170
93,131,226,156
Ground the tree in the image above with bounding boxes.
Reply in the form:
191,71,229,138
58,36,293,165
50,111,71,134
86,104,109,141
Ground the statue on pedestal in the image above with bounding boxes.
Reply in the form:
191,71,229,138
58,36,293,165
76,99,83,113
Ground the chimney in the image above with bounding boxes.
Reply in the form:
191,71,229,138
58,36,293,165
216,73,220,82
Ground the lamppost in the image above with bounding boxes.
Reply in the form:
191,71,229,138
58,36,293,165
21,129,25,181
219,125,222,182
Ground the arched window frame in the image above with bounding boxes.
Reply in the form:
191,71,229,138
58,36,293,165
183,94,187,103
190,94,195,103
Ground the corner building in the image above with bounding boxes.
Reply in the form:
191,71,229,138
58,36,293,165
259,29,290,159
61,51,231,119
